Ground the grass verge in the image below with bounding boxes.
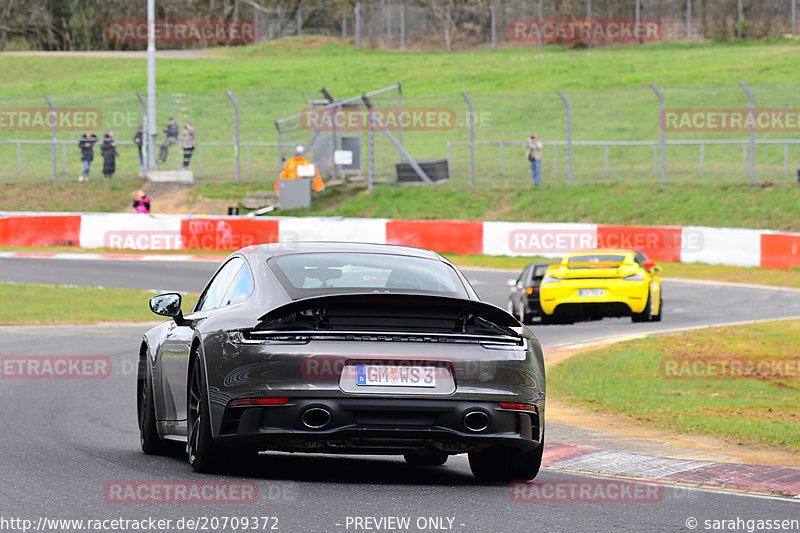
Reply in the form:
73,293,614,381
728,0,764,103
0,283,198,325
279,182,800,232
5,181,800,233
549,320,800,452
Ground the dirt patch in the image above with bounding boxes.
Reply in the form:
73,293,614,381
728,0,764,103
546,347,800,467
143,183,233,215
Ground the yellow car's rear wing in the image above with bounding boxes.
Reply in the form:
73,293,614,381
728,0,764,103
564,261,626,269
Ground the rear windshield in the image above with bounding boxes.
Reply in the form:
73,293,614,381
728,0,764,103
567,254,626,268
269,253,467,299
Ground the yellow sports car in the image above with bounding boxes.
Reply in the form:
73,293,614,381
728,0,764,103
539,249,662,324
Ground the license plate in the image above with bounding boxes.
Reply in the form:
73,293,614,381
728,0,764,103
579,288,604,297
355,364,437,387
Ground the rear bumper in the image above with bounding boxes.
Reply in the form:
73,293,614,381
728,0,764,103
215,397,543,454
540,279,648,316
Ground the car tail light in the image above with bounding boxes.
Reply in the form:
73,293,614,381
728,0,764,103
526,287,533,295
230,398,290,407
499,402,538,413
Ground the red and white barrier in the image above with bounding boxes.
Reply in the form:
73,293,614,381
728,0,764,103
1,212,799,270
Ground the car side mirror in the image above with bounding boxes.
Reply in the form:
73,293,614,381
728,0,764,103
651,266,662,274
149,293,187,325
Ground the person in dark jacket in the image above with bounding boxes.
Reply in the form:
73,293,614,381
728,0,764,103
78,132,98,182
100,131,120,180
157,117,179,164
133,126,144,175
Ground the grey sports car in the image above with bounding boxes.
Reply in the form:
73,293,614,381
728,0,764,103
138,242,546,481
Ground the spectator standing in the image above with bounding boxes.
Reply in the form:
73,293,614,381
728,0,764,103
100,131,120,180
133,126,145,176
525,134,543,186
181,121,196,169
133,190,151,214
157,117,179,164
77,132,98,182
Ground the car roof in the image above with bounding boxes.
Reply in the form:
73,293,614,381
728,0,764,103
235,241,444,261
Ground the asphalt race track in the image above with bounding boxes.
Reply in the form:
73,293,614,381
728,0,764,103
1,257,800,532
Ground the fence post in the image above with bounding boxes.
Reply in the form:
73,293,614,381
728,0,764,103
226,90,241,183
17,143,22,175
538,0,543,49
650,83,666,185
556,90,573,186
62,143,67,173
604,144,609,175
397,81,404,149
135,91,147,170
146,0,157,171
342,9,347,39
587,0,592,49
401,1,406,49
43,94,57,183
794,0,797,35
737,0,743,39
197,146,202,177
385,0,391,40
461,92,475,187
445,3,451,51
355,3,361,48
687,0,692,39
366,106,374,191
635,0,641,45
739,81,755,184
297,5,302,36
490,2,496,51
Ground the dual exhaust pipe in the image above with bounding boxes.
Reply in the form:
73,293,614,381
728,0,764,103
300,407,491,432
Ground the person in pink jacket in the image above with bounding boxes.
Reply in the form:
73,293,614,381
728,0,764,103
133,190,151,214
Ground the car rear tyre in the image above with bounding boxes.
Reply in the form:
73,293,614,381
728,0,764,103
404,453,448,466
138,358,173,455
468,437,544,482
631,292,652,323
187,355,227,473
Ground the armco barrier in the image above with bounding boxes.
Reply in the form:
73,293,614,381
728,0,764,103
81,214,183,250
2,212,799,270
0,215,81,247
387,220,483,255
180,218,279,250
482,222,597,257
680,226,763,268
760,233,800,270
278,217,388,244
596,225,683,262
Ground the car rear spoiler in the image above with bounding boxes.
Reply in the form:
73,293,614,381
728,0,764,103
257,293,519,330
564,261,625,269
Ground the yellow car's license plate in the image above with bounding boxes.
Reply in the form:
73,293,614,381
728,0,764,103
579,289,604,297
